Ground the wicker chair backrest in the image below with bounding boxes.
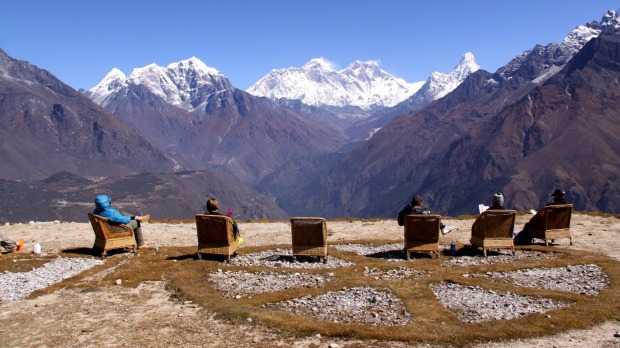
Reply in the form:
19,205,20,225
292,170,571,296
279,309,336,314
196,214,234,245
472,210,517,239
290,218,327,246
530,204,573,231
88,213,133,239
404,214,441,243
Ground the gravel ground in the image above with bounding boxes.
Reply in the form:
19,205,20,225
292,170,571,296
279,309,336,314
363,266,431,280
207,269,336,298
228,248,355,269
263,286,412,326
429,282,574,323
333,242,403,257
0,257,104,302
0,242,611,330
465,264,609,295
442,250,560,267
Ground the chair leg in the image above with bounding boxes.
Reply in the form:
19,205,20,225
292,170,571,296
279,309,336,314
569,236,573,246
483,249,487,257
405,251,410,260
195,252,202,260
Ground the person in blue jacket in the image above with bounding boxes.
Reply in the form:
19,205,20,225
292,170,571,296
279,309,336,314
93,194,151,249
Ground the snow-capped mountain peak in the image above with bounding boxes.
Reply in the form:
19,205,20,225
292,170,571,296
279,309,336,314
88,57,228,110
302,57,336,71
423,52,481,99
89,68,128,105
498,9,619,81
247,58,423,109
168,56,221,75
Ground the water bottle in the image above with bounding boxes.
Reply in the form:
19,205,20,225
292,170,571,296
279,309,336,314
33,241,41,254
450,241,456,256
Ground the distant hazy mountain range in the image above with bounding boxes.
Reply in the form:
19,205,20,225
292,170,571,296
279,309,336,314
0,9,618,223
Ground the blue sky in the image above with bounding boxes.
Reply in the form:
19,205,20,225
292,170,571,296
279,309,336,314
2,1,618,90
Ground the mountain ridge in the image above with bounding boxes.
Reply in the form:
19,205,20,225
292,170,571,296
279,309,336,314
278,28,620,218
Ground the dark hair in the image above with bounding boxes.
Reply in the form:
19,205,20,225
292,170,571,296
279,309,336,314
411,195,424,207
206,197,219,213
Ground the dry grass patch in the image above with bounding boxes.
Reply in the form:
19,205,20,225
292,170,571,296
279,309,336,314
162,243,620,346
3,241,619,347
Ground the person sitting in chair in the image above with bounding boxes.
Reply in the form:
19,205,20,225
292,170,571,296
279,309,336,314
546,188,568,206
488,192,505,210
93,195,151,249
0,234,24,253
514,188,569,245
205,197,243,243
398,195,454,234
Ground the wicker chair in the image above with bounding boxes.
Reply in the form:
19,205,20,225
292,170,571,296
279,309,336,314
195,214,238,260
290,217,328,262
528,204,573,246
470,210,517,256
404,214,442,259
88,213,136,258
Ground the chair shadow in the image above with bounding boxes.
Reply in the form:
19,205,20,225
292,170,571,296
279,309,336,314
260,254,324,263
61,247,100,257
366,249,407,260
61,247,133,258
456,245,515,257
167,253,206,261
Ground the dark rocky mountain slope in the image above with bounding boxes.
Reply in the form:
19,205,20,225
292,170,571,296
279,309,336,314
88,63,347,186
0,49,180,181
0,50,287,222
0,170,288,223
280,33,620,217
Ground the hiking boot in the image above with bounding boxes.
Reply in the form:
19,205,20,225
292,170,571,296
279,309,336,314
137,215,150,223
441,226,455,235
137,244,152,250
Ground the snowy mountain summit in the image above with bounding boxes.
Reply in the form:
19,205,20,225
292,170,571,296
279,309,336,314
498,9,620,81
415,52,480,102
88,57,229,110
247,58,424,109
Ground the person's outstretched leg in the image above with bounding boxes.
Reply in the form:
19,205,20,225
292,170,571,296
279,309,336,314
0,234,17,253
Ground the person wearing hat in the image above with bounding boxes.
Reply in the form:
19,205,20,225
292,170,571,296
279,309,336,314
514,188,569,245
487,192,505,210
397,195,454,234
93,195,151,249
547,189,568,206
